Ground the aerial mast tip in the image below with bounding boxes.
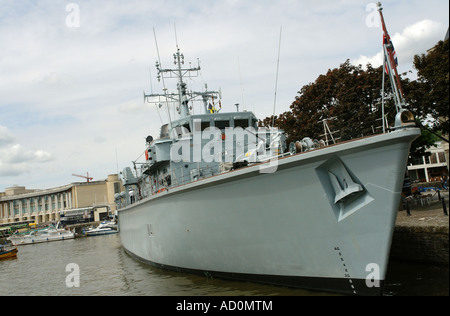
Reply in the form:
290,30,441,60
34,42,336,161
377,2,383,11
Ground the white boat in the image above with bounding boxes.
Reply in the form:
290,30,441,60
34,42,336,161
8,225,75,246
117,4,422,295
85,221,118,237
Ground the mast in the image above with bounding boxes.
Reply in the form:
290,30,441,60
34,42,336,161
144,48,221,119
377,2,405,112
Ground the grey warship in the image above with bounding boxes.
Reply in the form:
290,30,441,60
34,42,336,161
117,5,421,295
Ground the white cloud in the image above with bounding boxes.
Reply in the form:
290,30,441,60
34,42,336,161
0,126,53,179
353,20,446,70
0,144,52,164
0,125,15,147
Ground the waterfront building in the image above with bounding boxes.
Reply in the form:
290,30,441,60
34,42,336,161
0,174,123,225
407,141,448,183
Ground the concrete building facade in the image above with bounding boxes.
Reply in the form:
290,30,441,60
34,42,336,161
0,174,123,225
407,141,448,183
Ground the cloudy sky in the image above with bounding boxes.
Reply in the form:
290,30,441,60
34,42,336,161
1,0,448,192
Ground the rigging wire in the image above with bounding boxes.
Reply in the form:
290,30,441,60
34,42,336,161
272,26,282,127
153,27,173,127
174,22,179,49
149,66,163,125
237,56,246,112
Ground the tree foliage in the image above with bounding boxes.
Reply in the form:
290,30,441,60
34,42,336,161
411,39,449,135
261,40,449,161
261,60,398,144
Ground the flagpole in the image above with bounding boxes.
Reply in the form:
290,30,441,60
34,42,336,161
384,44,402,111
377,2,405,111
381,50,386,133
384,40,405,107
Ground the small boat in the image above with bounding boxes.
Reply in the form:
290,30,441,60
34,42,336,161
7,224,75,246
85,221,118,237
0,243,18,260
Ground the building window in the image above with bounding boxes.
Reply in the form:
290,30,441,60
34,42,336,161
430,153,437,164
51,194,56,210
438,152,446,164
13,201,19,216
114,183,120,194
411,156,423,166
22,199,28,213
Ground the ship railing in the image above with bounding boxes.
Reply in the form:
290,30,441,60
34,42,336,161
146,163,234,196
151,152,300,196
168,164,222,189
316,114,404,146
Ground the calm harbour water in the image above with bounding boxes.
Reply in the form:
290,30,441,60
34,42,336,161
0,234,448,296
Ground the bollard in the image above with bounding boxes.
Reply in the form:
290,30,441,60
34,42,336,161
443,197,448,216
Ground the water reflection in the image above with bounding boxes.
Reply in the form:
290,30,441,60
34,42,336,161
0,234,447,296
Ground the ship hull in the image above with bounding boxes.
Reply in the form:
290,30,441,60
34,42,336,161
118,128,420,295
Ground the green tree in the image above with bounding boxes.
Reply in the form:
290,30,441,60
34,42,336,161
261,54,444,161
261,60,398,146
411,39,449,136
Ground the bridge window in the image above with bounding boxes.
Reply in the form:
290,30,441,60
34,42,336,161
234,119,249,129
215,120,230,130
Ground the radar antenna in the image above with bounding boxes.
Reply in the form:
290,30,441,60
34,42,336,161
144,43,221,118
